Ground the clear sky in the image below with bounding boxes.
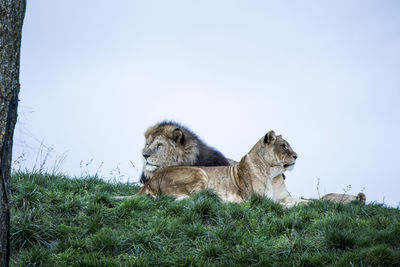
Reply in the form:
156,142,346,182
13,1,400,206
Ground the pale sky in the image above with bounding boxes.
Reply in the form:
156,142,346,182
13,1,400,206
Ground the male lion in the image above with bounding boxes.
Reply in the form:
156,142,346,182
137,130,309,208
139,121,232,184
321,192,366,204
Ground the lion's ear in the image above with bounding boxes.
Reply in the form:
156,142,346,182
264,130,276,144
173,128,185,145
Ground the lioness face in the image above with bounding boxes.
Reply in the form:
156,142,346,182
264,131,298,172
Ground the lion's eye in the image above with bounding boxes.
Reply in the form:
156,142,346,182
156,143,162,149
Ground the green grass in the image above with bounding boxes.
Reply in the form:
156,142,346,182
10,172,400,266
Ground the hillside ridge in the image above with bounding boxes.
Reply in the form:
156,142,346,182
10,172,400,266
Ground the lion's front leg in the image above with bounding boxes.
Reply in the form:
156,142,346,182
136,184,151,196
135,180,160,197
280,197,310,208
112,183,157,200
112,195,134,200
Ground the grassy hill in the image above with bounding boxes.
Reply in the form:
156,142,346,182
10,172,400,266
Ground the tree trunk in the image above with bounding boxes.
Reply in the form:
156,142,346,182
0,1,26,266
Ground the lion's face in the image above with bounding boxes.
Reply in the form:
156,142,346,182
264,131,297,172
142,127,187,177
142,135,177,174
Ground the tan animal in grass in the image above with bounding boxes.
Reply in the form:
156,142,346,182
137,130,309,208
321,192,366,204
138,121,285,198
139,121,233,184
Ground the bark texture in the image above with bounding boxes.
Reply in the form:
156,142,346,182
0,1,26,266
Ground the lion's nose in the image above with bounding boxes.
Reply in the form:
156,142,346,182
142,152,150,159
293,154,298,160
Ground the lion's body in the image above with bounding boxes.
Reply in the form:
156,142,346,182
321,192,366,204
139,121,231,184
137,131,309,208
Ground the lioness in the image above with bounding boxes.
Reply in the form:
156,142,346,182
321,192,366,204
140,121,232,184
137,130,309,208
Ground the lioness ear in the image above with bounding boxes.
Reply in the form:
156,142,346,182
173,128,185,145
264,130,276,144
